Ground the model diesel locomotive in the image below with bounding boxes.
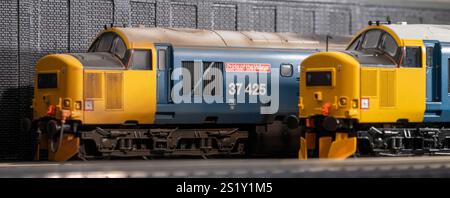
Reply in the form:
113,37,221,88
299,22,450,159
29,27,348,161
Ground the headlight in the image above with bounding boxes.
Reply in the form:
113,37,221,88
63,99,71,108
352,99,358,108
339,97,347,106
75,101,82,110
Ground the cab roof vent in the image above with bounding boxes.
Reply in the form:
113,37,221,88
368,17,392,26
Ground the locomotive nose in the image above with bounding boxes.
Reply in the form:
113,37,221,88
299,51,359,160
34,54,83,161
34,54,84,119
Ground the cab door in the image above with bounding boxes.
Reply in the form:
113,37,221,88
156,45,172,104
425,41,441,102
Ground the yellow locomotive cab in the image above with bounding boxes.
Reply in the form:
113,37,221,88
33,28,157,161
299,23,428,159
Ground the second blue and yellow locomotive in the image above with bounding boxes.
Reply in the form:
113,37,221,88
299,22,450,159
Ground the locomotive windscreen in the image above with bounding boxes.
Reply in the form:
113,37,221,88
37,73,57,89
306,71,332,86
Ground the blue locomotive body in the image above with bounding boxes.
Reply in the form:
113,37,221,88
424,41,450,122
154,45,312,125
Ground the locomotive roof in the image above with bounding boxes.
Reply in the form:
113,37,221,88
106,27,350,50
385,24,450,43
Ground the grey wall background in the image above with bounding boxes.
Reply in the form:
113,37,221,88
1,0,450,160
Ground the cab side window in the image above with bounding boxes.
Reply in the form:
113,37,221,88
402,47,422,68
131,50,152,70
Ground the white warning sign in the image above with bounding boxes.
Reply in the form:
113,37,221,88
361,98,369,109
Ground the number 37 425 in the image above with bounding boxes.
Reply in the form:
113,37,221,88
228,83,267,96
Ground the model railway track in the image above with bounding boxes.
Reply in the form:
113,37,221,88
2,157,450,178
